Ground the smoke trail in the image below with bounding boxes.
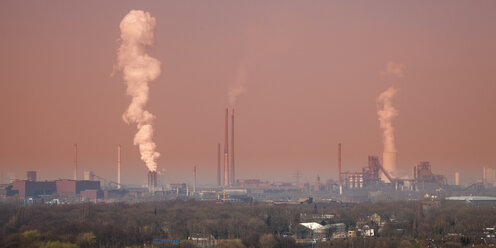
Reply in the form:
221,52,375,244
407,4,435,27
228,62,247,107
377,86,399,178
115,10,161,172
377,86,398,153
381,61,405,78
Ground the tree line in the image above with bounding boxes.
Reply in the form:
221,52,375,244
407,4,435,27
1,200,496,247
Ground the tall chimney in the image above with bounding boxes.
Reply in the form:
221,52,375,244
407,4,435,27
224,108,229,186
231,109,235,185
455,171,460,186
148,170,157,192
118,145,121,189
338,143,342,195
74,144,78,180
194,166,197,193
217,143,221,187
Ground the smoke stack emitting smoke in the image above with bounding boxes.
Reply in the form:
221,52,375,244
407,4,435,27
115,10,161,172
224,63,245,186
377,86,399,179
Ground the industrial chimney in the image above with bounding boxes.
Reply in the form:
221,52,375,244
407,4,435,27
224,108,229,186
217,143,221,187
147,170,157,192
117,145,121,189
338,143,342,195
194,166,197,193
74,144,78,180
230,109,235,185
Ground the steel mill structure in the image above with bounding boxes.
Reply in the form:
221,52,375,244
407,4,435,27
337,143,446,193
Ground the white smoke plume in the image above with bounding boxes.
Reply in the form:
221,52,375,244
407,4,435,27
228,62,247,107
377,86,399,178
381,61,405,78
377,86,398,153
115,10,161,172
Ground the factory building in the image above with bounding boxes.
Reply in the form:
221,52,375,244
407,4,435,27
12,180,57,198
83,171,95,181
342,156,382,190
343,173,363,189
338,152,447,196
362,156,381,186
80,189,105,202
483,167,496,185
413,162,446,191
11,179,101,199
56,180,100,197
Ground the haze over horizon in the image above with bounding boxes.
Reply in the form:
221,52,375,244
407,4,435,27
0,1,495,186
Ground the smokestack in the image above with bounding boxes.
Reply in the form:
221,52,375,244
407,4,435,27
224,108,229,186
338,143,342,195
231,109,235,185
217,143,221,187
74,144,78,180
148,170,157,192
455,171,460,186
194,166,197,193
118,145,121,189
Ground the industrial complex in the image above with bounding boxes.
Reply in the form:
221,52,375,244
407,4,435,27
0,140,492,205
0,108,493,205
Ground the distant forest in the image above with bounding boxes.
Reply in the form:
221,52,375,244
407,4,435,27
1,200,496,247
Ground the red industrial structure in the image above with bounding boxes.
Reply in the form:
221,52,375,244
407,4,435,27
224,108,229,186
217,143,221,187
230,109,235,185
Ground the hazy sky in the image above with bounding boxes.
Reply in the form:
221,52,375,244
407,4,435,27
0,1,495,186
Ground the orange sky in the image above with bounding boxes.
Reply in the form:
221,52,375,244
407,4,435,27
0,1,495,186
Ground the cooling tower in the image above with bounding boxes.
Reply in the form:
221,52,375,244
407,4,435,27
382,151,397,183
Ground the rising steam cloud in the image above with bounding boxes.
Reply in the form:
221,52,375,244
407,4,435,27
381,61,405,78
115,10,161,172
228,63,247,107
377,86,399,178
377,86,399,153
